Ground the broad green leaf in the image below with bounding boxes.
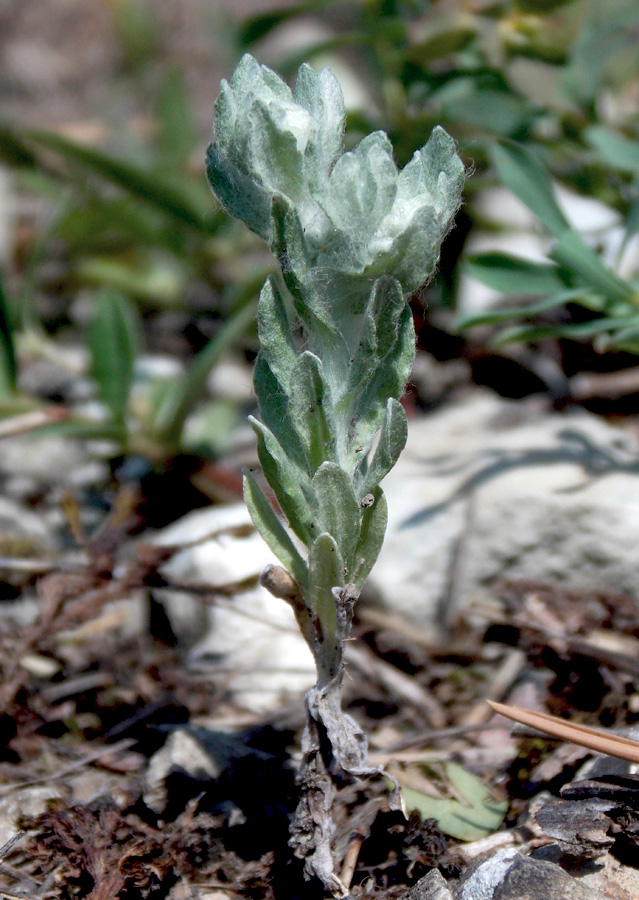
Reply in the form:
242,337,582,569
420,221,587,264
352,486,388,589
87,291,140,430
585,126,639,174
289,352,337,472
491,141,570,239
439,85,532,137
397,761,508,841
311,462,360,574
0,271,17,398
250,417,314,546
549,231,634,304
256,276,297,389
308,532,344,648
361,399,408,493
466,253,570,295
243,470,308,591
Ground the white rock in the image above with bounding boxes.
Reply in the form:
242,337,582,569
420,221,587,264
156,504,315,713
370,391,639,637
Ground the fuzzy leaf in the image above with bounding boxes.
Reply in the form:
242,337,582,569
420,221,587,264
311,462,360,574
308,532,344,646
256,275,297,388
337,277,414,460
243,470,308,591
361,399,408,493
352,486,388,589
253,353,307,470
289,352,337,472
206,144,272,241
250,417,314,545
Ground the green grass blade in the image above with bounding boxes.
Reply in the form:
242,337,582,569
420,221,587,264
0,270,17,398
154,298,256,450
25,128,218,234
87,290,141,434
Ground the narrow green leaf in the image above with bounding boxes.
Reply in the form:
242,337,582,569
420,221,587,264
491,141,570,239
361,399,408,494
153,298,256,449
26,128,216,233
549,231,634,304
456,289,593,330
495,315,639,346
87,291,140,430
256,276,297,389
250,417,314,546
0,270,17,397
289,352,337,472
243,469,308,591
308,532,344,646
311,462,360,574
352,486,388,589
466,253,570,295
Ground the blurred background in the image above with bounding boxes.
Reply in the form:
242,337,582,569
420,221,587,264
1,0,638,525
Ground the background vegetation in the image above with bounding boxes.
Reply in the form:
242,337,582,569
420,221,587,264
1,0,638,518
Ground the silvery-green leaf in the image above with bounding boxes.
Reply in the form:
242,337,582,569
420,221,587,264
354,302,414,442
336,276,408,429
253,353,307,469
351,486,388,589
206,145,272,240
294,63,344,194
243,469,308,591
308,532,344,648
324,131,397,241
360,399,408,493
257,276,297,389
250,417,314,545
270,191,313,306
289,352,337,472
338,278,414,456
249,100,308,208
311,462,360,574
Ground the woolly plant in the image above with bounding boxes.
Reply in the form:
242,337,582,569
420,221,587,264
206,54,464,896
